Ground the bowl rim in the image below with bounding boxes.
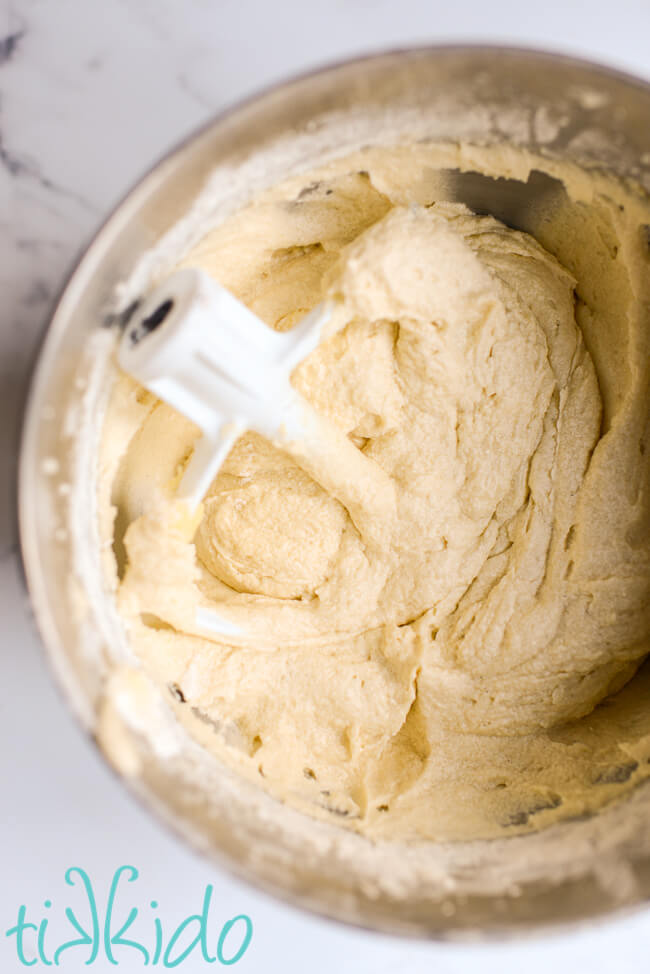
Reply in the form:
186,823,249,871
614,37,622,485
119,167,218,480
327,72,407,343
17,42,650,941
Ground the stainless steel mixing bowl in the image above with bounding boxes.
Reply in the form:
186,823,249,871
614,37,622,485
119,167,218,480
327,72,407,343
18,46,650,938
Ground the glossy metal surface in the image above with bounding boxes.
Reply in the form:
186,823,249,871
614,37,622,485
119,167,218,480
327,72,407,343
18,47,650,937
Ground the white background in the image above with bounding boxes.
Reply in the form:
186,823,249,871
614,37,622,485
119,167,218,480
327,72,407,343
2,0,650,971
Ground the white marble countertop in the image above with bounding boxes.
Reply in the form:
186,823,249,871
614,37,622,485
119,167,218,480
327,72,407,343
2,1,650,971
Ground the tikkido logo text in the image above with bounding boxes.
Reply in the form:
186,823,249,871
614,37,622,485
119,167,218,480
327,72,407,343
5,866,253,968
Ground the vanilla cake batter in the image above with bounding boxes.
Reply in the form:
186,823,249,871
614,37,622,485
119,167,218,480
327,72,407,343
99,145,650,841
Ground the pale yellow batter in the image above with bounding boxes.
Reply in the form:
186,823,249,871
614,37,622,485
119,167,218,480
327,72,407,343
99,145,650,841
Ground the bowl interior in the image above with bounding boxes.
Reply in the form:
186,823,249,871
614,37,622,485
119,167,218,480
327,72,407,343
19,47,650,937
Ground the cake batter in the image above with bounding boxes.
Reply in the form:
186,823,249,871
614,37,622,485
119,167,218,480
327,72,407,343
99,145,650,840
